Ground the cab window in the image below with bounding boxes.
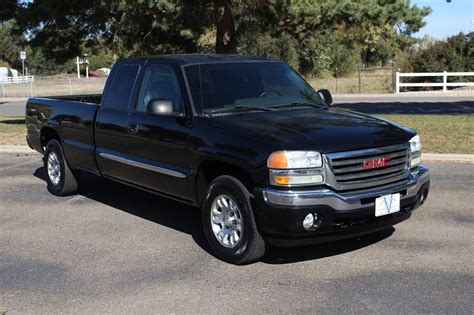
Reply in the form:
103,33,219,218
136,65,183,112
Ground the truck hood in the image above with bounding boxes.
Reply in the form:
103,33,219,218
208,108,415,153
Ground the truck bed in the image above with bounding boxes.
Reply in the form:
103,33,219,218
26,94,102,175
37,94,102,104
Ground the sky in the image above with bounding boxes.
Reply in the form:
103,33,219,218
412,0,474,38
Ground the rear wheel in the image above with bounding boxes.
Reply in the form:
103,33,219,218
44,139,80,196
202,176,266,264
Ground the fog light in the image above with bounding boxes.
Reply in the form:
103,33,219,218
303,213,314,230
302,213,322,231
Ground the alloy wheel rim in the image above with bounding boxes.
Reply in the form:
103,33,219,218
210,194,243,248
47,152,61,185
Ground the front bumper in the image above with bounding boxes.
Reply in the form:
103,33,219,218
254,165,430,247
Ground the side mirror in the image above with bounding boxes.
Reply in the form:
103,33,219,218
146,99,184,117
317,89,333,106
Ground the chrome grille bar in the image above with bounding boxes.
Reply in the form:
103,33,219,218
330,149,407,166
335,164,407,181
332,156,406,174
325,143,410,191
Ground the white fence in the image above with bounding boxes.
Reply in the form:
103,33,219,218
1,76,35,84
1,77,106,99
396,71,474,93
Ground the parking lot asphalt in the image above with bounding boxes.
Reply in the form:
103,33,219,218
1,94,474,116
0,102,25,117
1,153,473,313
335,100,474,115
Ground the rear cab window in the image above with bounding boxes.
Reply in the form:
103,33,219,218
105,65,141,110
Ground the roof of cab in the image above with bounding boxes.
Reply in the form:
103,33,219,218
124,54,276,65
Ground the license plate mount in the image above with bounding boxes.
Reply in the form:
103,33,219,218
375,193,400,217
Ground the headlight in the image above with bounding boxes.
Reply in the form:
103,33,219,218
267,151,322,169
409,135,422,168
267,151,324,186
409,135,422,153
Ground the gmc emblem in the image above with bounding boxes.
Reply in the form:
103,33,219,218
363,157,391,170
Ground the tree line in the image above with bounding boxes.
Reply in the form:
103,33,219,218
0,0,469,79
405,33,474,75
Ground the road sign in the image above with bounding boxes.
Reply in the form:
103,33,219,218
20,51,26,60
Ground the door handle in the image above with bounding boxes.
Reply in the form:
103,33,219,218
127,124,139,134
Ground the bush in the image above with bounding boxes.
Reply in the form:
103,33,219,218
88,51,114,70
410,32,473,82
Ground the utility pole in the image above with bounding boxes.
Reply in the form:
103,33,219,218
358,63,362,94
76,57,80,79
84,54,89,78
390,60,396,93
20,51,26,77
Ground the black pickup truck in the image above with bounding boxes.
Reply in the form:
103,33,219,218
26,54,430,264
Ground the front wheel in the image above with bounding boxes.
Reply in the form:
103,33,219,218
202,176,266,264
44,139,80,196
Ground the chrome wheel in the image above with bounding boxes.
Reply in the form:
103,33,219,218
210,194,243,248
47,152,61,186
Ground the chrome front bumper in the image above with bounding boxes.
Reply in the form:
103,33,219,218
262,165,430,211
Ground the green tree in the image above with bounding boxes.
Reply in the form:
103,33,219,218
0,20,67,75
9,0,431,77
13,0,209,63
0,20,22,69
0,0,17,26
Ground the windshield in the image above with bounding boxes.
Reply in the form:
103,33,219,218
184,61,326,114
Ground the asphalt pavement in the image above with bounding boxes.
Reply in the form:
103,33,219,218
0,102,25,117
333,94,474,115
1,94,473,116
1,152,473,313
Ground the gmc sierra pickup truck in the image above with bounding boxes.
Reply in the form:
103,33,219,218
26,54,430,264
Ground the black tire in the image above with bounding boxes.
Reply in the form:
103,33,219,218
202,175,266,264
43,139,80,196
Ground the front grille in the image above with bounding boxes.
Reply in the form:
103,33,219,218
325,144,409,191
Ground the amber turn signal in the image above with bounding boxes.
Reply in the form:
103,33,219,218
267,151,289,169
273,175,290,185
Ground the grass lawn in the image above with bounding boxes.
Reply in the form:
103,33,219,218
0,116,26,146
377,115,474,154
0,115,472,153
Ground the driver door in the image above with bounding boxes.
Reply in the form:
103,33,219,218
123,63,191,200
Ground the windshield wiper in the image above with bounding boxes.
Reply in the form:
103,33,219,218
271,102,326,109
209,105,275,114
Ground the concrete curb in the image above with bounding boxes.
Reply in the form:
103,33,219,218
0,145,37,154
0,145,473,163
334,91,474,98
422,153,474,164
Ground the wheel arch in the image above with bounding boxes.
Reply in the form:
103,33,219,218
195,160,256,207
40,127,60,149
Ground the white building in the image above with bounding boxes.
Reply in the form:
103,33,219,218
0,67,8,81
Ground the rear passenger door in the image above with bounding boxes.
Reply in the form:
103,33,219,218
95,62,141,180
122,62,191,200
